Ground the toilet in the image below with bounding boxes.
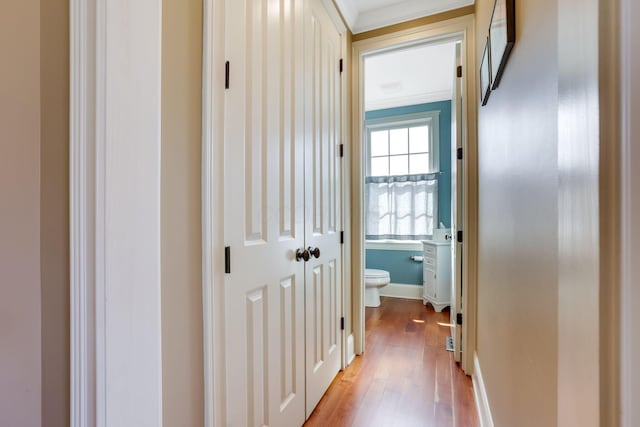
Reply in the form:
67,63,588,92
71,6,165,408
365,269,391,307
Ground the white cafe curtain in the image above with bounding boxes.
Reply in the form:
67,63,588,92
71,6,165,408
365,173,438,240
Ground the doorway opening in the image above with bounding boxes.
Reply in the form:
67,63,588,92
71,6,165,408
349,15,478,376
362,36,463,352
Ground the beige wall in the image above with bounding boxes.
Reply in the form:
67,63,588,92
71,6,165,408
40,0,70,425
0,1,43,426
160,0,204,425
3,0,205,424
1,1,70,425
474,0,558,426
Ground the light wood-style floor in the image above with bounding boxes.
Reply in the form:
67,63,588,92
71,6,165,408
304,297,479,427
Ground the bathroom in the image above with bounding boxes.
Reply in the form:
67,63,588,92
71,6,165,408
363,40,460,321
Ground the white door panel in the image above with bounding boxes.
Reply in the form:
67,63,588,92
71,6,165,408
224,0,306,425
304,0,343,416
224,0,342,424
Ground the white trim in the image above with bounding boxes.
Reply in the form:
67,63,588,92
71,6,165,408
333,17,355,369
379,283,423,300
354,1,474,34
351,15,478,372
620,0,639,423
346,334,356,365
322,0,348,33
364,110,440,174
333,0,474,34
71,0,164,425
70,0,100,423
333,0,358,30
472,353,495,427
201,0,226,426
365,240,423,251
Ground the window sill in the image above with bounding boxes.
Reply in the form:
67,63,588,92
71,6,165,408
365,240,423,251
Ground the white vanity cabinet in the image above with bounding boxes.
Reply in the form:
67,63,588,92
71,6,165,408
422,240,452,312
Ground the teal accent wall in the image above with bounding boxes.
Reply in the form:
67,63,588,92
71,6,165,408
365,101,452,227
366,249,423,285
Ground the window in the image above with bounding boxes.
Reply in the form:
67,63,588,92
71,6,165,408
366,111,439,177
365,111,439,241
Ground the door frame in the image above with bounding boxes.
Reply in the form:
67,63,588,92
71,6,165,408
620,0,640,424
200,1,350,425
318,0,351,370
70,0,164,425
201,0,226,426
349,14,478,373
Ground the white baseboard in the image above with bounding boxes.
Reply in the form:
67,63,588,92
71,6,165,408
346,334,355,365
472,352,495,427
379,283,423,300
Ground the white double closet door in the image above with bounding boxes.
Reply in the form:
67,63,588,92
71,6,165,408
223,0,343,425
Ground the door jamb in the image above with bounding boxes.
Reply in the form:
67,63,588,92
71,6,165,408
318,0,352,371
349,14,478,373
201,0,225,425
620,0,640,424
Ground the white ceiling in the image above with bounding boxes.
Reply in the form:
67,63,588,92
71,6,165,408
364,41,457,111
334,0,474,34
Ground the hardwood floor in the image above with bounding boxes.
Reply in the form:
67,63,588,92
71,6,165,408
304,297,479,427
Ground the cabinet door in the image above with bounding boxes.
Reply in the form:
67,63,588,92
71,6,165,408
424,268,436,299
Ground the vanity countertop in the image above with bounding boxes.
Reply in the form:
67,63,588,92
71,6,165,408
421,239,452,246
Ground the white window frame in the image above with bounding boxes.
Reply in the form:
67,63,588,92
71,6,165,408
364,110,440,177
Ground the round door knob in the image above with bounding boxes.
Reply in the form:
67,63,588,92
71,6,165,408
296,248,310,262
308,247,320,259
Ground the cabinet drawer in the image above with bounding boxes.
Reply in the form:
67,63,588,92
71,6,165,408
423,256,436,268
423,245,436,257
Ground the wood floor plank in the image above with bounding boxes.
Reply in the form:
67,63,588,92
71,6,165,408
304,297,479,427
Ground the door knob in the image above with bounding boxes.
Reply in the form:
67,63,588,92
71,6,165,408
296,248,310,262
308,247,320,259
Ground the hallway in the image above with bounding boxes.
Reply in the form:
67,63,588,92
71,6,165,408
304,298,479,427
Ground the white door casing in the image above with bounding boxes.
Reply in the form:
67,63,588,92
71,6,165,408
450,42,464,364
70,0,164,425
304,0,343,416
224,0,307,425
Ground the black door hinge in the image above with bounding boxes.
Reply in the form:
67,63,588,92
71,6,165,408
340,231,344,244
224,246,231,273
457,147,463,160
456,313,463,325
340,317,345,330
339,144,344,158
457,230,463,243
225,61,230,89
339,58,343,73
457,65,462,78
